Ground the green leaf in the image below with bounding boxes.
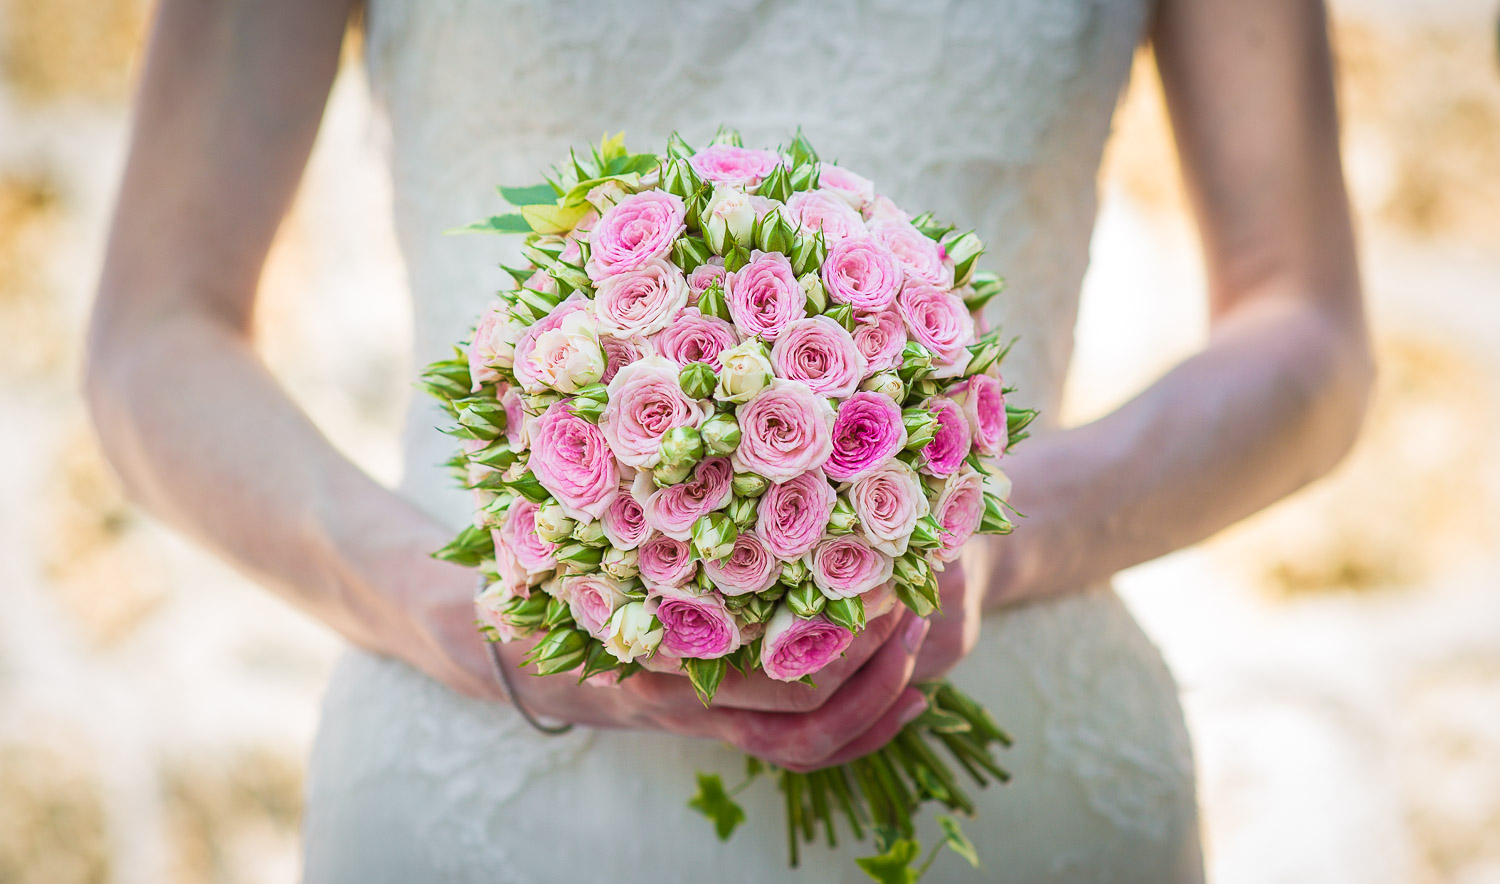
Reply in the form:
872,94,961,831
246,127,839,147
498,183,561,206
688,773,747,841
520,202,592,235
937,815,980,868
447,213,531,235
855,838,922,884
683,656,727,706
605,153,661,176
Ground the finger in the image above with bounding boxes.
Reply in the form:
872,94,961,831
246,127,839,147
782,687,928,772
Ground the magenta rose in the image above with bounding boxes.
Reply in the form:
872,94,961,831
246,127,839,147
852,309,907,375
512,294,590,393
920,396,972,477
586,190,687,280
821,239,904,314
703,531,779,596
593,259,689,339
527,402,620,521
726,250,806,341
850,460,930,556
687,260,726,304
732,380,835,483
599,335,650,384
784,189,867,242
931,468,985,563
769,317,867,400
600,483,650,550
816,164,876,210
760,608,854,682
897,282,976,374
637,533,697,587
633,457,734,541
871,219,954,288
824,391,907,482
498,497,557,573
651,584,742,660
601,355,710,468
807,535,893,599
562,574,628,639
687,145,781,188
652,307,739,370
950,372,1007,456
756,467,837,560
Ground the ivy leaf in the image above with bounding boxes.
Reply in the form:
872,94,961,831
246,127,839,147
446,213,531,235
687,773,746,841
497,183,561,206
855,838,921,884
683,656,727,707
937,815,980,868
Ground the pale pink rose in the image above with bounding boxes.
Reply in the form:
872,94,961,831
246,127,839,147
498,497,557,573
562,573,629,639
600,483,650,550
688,145,781,188
650,584,742,660
931,468,986,563
726,251,806,341
863,194,911,225
872,219,954,288
528,402,620,521
760,608,854,681
599,335,650,384
637,533,697,588
850,460,930,556
586,191,686,280
499,386,528,451
469,301,526,388
732,380,835,483
476,578,524,642
571,208,600,236
513,294,590,393
652,307,739,370
920,396,972,477
807,535,893,599
861,580,900,619
852,309,907,375
784,189,867,242
560,238,584,265
601,356,711,468
593,259,689,339
756,468,837,560
825,392,907,482
633,457,733,541
950,372,1007,456
524,269,560,296
769,317,867,400
703,530,779,596
817,164,877,211
524,307,605,393
821,239,904,313
686,260,727,305
896,282,976,374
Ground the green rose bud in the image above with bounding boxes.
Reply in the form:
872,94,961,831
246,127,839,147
571,382,608,403
715,339,774,403
572,518,608,546
726,496,757,530
556,542,605,572
789,162,820,194
660,157,703,199
700,413,741,455
755,163,793,204
823,302,856,332
523,391,562,415
722,243,751,273
893,552,932,589
860,371,906,401
758,582,787,603
788,128,819,167
779,558,810,586
468,441,519,471
652,459,694,487
964,271,1007,312
499,592,550,635
732,472,769,498
825,595,867,634
569,396,605,423
941,229,985,287
709,125,743,147
691,512,738,562
740,594,775,624
671,235,713,274
753,206,796,253
542,594,573,629
799,272,828,315
601,546,639,580
504,470,551,503
786,582,827,618
903,408,940,451
534,501,576,544
659,426,704,468
789,232,827,277
827,496,858,535
696,278,732,322
977,490,1015,535
678,362,716,400
666,131,695,161
456,399,507,440
898,341,934,383
703,186,755,253
525,627,590,676
908,513,944,551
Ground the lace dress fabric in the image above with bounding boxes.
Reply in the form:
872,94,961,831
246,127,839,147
303,1,1202,880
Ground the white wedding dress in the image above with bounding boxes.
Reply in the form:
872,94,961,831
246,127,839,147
303,1,1203,880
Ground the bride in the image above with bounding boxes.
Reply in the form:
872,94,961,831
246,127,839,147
85,0,1370,880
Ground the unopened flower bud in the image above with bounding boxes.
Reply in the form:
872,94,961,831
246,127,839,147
526,627,590,676
789,232,827,277
696,279,732,322
585,180,631,214
942,230,985,287
758,582,787,603
860,371,906,401
671,235,713,274
653,459,694,487
823,302,856,332
700,413,741,455
789,162,820,194
556,542,605,572
601,546,639,580
779,558,810,586
753,206,796,254
908,514,944,551
703,186,755,253
898,341,934,383
755,163,793,203
660,157,703,199
741,595,775,624
691,512,738,562
572,518,607,546
659,426,704,468
731,472,770,498
726,496,757,529
786,582,827,618
893,552,932,588
456,399,507,440
534,501,576,543
827,496,858,535
603,602,662,664
903,408,940,451
678,362,716,400
799,272,827,314
824,595,867,633
569,396,605,423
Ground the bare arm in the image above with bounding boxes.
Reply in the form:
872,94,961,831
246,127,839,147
976,0,1373,606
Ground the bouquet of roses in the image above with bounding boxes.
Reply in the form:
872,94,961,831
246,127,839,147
422,128,1036,879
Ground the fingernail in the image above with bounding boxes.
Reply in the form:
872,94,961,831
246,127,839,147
901,617,929,654
898,694,927,726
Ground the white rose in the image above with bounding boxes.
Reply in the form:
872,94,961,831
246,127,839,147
703,185,756,252
526,309,605,393
714,339,775,403
602,601,663,664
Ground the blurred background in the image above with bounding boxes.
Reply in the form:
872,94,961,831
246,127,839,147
1,1,1497,881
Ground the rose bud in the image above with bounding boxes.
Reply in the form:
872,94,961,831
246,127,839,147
860,371,906,402
526,627,590,676
789,231,828,277
726,496,758,530
556,542,605,573
753,207,797,254
652,459,695,487
571,517,608,547
780,558,810,586
700,413,742,456
827,496,858,535
786,582,827,618
824,595,867,634
660,156,703,199
534,501,577,544
731,472,770,498
703,185,756,253
671,234,714,274
603,601,663,664
691,511,739,562
897,341,934,383
902,408,940,451
659,426,705,469
600,546,640,581
714,339,775,403
823,302,856,332
678,362,717,400
740,594,775,625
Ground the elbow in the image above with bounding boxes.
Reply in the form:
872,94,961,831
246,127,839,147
1300,306,1376,484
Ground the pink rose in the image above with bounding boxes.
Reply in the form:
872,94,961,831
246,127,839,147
527,402,620,521
498,497,557,573
687,260,726,303
863,194,910,225
769,317,867,400
600,483,650,549
872,219,954,288
784,189,867,242
756,468,837,560
920,397,972,477
652,307,739,370
476,578,525,642
500,385,527,451
601,356,711,467
562,574,629,639
637,533,697,588
523,307,605,393
807,535,893,599
599,335,650,384
732,380,835,483
688,145,781,188
651,584,743,660
950,372,1007,456
593,259,689,339
513,294,590,393
524,269,560,296
760,608,854,682
824,392,907,482
816,164,876,211
726,251,806,341
931,468,985,563
703,530,779,596
821,239,904,314
633,457,734,541
586,190,686,280
850,460,930,556
896,282,975,374
469,301,524,388
851,309,907,375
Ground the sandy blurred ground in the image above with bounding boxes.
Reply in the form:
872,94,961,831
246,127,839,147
1,2,1497,882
